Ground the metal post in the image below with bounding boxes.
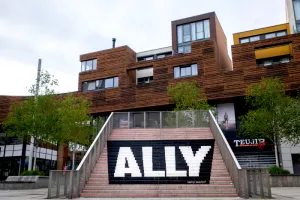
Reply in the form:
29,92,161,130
56,172,60,198
192,111,195,127
265,170,272,198
29,59,42,171
176,112,178,128
76,170,81,198
144,112,146,128
64,172,67,196
160,112,162,128
259,169,264,198
128,112,130,129
48,171,53,198
252,170,257,196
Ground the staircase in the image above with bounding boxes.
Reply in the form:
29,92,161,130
80,128,238,198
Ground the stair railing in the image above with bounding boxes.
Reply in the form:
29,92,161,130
208,110,271,198
48,112,114,199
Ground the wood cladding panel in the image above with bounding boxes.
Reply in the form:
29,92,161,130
3,34,300,121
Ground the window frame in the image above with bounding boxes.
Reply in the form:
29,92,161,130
82,76,119,92
177,19,210,53
81,58,97,72
239,30,288,44
173,64,198,79
256,55,291,67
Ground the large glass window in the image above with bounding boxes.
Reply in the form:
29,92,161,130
177,19,210,53
81,59,97,72
82,77,118,92
174,64,198,78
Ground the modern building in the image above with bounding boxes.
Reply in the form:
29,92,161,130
286,0,300,33
1,8,300,179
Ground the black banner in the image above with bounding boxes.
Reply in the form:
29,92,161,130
107,139,215,184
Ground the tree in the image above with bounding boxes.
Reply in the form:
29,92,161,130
168,81,211,111
3,71,95,171
239,78,300,166
167,81,213,127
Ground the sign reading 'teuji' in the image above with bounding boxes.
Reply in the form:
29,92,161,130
107,140,215,184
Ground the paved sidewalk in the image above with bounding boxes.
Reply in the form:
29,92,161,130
0,188,47,199
0,187,299,199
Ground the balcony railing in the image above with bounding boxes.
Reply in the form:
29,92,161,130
113,110,209,129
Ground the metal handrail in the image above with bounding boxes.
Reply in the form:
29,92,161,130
208,110,241,169
76,112,113,170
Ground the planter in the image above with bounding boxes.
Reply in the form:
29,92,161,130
270,175,300,187
0,176,49,190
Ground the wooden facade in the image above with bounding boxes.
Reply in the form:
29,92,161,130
1,12,300,122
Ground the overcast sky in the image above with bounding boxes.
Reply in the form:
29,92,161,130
0,0,286,96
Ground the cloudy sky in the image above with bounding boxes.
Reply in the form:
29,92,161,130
0,0,286,96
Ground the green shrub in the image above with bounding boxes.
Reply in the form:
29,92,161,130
268,165,290,175
21,170,45,176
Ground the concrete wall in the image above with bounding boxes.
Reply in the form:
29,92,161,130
286,0,297,34
280,143,300,174
270,175,300,187
0,176,48,190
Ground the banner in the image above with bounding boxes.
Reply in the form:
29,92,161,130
107,140,215,184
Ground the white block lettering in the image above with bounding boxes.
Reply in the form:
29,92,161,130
179,146,211,177
165,146,187,177
114,147,142,177
142,147,165,177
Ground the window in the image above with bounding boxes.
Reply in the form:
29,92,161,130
157,54,165,59
96,80,105,89
137,76,153,84
191,23,196,41
86,81,96,91
177,26,183,44
293,0,300,29
196,21,204,40
204,20,210,38
145,56,154,61
81,59,97,72
105,78,114,88
257,55,291,67
178,45,191,54
265,33,276,39
250,36,260,42
177,19,210,53
82,77,118,92
136,67,153,85
114,77,119,87
174,64,198,78
178,46,184,53
240,38,250,44
277,31,286,37
183,24,191,42
174,67,180,78
239,30,288,44
137,52,172,62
